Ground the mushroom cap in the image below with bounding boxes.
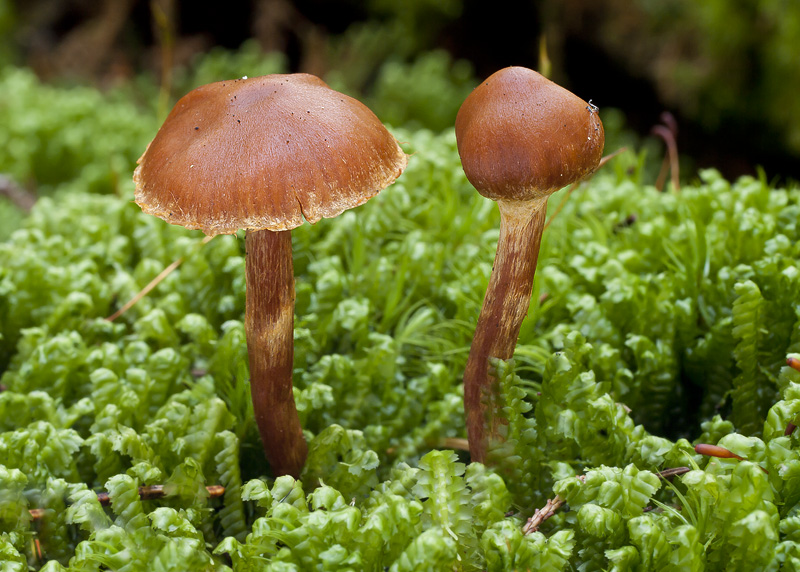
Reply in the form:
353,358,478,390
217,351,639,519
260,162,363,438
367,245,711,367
455,66,604,202
134,74,408,236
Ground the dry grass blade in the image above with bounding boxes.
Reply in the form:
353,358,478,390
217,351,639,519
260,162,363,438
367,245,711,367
544,147,627,231
523,475,586,534
695,443,744,460
106,235,214,321
523,466,690,534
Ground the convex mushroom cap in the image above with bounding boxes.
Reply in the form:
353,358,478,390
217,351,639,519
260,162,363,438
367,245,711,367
134,73,408,236
455,66,604,202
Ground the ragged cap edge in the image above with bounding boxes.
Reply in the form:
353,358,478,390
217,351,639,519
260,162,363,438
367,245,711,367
133,144,408,237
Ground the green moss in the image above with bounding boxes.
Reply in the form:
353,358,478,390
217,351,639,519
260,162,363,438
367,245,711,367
1,47,799,570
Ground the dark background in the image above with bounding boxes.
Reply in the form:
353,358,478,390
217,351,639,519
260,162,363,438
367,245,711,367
5,0,800,182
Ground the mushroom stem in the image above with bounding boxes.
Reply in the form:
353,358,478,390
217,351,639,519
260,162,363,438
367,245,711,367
464,196,548,463
245,228,307,478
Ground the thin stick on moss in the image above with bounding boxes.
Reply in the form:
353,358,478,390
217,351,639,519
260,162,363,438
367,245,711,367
522,475,586,535
523,467,690,534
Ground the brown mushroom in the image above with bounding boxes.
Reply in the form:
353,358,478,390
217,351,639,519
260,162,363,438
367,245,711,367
134,73,407,477
455,66,604,463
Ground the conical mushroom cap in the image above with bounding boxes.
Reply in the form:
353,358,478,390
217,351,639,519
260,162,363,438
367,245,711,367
134,74,408,236
455,66,604,202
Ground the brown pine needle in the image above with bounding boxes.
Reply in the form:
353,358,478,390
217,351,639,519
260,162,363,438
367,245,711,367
29,484,225,521
695,443,769,474
544,147,627,230
695,443,745,461
106,235,214,321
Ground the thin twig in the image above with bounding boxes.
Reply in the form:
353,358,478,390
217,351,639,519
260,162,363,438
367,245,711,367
523,466,691,534
523,495,566,534
523,475,586,535
28,484,225,521
106,235,214,321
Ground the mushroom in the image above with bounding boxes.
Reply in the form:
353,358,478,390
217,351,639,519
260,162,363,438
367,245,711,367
455,66,604,463
133,74,407,477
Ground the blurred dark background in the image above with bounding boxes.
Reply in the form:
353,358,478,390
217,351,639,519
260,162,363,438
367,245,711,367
3,0,800,182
